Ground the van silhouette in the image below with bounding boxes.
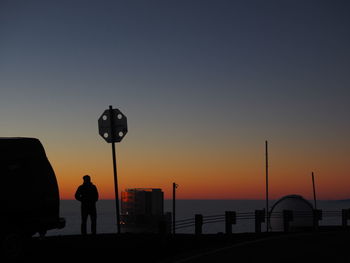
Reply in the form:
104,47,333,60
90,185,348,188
0,137,65,258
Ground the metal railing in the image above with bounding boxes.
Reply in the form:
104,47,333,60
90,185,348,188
173,208,350,235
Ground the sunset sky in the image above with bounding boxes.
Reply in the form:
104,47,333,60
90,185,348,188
1,0,349,200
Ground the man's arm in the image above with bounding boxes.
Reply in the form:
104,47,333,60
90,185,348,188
94,185,99,202
75,186,82,201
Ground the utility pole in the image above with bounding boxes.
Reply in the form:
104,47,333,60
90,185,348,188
265,140,269,232
312,172,317,209
172,182,178,235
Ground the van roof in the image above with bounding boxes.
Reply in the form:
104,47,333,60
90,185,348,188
0,137,40,141
0,137,47,159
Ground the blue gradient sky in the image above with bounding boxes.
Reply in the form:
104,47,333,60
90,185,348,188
1,0,350,199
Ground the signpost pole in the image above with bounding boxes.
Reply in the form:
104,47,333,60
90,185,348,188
109,105,121,234
99,105,127,234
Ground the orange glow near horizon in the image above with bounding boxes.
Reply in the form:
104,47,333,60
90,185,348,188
47,132,350,200
53,139,350,201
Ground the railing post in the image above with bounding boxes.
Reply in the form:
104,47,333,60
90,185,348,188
283,210,293,232
342,209,349,229
225,211,236,235
313,209,322,231
255,209,265,233
195,214,203,235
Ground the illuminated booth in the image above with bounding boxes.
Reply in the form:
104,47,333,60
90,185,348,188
121,188,170,233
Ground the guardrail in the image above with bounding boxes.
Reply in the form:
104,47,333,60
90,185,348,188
173,208,350,235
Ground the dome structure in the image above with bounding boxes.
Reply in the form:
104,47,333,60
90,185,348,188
269,194,314,232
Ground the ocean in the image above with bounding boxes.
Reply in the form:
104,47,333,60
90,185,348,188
45,199,350,236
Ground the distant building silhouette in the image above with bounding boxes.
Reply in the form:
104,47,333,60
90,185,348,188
269,194,314,232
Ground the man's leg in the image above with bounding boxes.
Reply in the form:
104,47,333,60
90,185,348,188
81,207,88,235
90,207,97,235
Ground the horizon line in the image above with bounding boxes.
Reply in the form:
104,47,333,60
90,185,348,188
61,198,349,201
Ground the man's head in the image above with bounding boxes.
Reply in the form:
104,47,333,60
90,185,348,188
83,175,91,183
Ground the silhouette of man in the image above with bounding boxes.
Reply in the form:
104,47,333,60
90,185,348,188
75,175,99,235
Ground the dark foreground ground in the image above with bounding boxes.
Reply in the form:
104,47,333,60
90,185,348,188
10,229,350,262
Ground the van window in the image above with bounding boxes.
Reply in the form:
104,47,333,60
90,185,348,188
3,159,33,199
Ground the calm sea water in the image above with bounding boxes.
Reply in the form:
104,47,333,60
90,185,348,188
45,199,350,236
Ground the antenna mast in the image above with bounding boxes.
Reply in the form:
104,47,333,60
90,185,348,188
312,172,317,209
265,140,269,232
